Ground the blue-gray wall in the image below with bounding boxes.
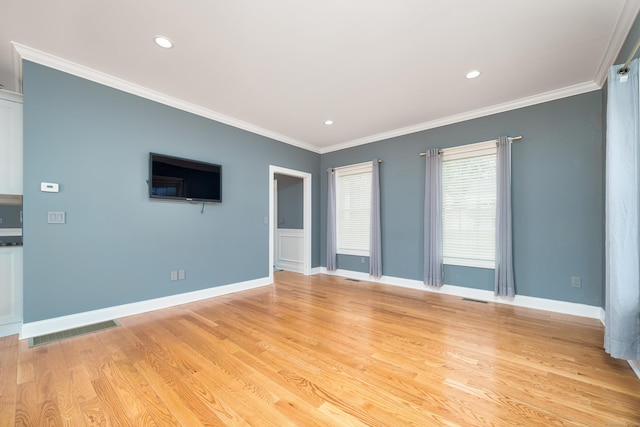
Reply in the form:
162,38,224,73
22,61,320,322
321,92,604,306
26,21,635,321
275,173,303,229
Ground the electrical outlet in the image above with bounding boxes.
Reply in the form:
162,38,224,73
571,276,581,288
361,257,365,264
171,271,178,281
47,211,66,224
178,270,185,280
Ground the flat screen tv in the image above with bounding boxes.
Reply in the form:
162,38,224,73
149,153,222,203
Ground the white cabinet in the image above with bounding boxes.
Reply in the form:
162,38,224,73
0,89,23,337
0,247,22,336
0,90,23,195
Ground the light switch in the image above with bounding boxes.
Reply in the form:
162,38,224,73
47,211,66,224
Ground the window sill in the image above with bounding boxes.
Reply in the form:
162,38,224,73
444,258,495,269
337,250,370,257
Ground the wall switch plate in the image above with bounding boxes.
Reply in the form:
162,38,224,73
178,270,185,280
170,271,178,281
571,276,582,288
41,182,60,192
47,211,66,224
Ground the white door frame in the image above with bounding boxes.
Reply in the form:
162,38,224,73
273,178,279,270
269,165,311,281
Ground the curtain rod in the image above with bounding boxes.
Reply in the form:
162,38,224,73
618,37,640,75
419,135,523,157
327,159,382,172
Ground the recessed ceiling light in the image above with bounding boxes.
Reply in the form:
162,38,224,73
325,120,334,125
466,70,481,79
154,36,173,49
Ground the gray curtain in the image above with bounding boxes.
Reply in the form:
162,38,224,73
370,160,382,277
326,169,337,271
604,59,640,360
495,136,515,297
424,149,443,287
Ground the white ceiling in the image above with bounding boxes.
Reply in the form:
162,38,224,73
1,0,639,153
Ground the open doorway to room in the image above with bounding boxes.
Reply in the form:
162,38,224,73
268,166,311,282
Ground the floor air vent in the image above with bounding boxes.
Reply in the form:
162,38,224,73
345,278,361,282
29,320,119,347
461,298,488,304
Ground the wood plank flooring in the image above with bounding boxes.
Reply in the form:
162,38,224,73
1,271,638,426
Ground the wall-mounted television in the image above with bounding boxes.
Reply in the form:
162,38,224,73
149,153,222,203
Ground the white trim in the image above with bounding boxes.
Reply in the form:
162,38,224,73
269,166,312,282
12,42,321,154
317,268,603,319
276,260,304,274
10,42,22,93
337,249,370,257
0,321,21,338
20,276,271,340
320,82,600,154
628,360,640,380
593,0,640,87
11,43,607,157
599,308,606,326
0,228,22,237
0,89,23,103
444,258,495,269
275,228,304,273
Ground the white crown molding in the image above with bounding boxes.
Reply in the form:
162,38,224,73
593,0,640,87
0,89,23,103
11,42,321,154
11,42,22,93
320,81,600,154
20,276,271,339
318,268,603,320
10,41,613,157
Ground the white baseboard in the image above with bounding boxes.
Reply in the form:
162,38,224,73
14,269,640,381
629,360,640,380
0,321,22,338
317,268,603,320
20,276,271,340
275,260,304,273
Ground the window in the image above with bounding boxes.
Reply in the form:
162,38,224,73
335,162,372,256
441,141,496,268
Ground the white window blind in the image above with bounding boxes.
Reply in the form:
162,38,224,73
441,141,496,268
335,162,372,256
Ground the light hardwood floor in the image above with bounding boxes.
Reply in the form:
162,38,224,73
1,271,638,426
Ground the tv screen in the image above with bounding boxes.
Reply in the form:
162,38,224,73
149,153,222,203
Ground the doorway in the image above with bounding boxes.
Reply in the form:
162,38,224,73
269,166,311,282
